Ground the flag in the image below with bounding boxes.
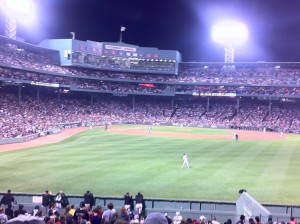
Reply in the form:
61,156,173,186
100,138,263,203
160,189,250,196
70,32,75,39
121,26,126,32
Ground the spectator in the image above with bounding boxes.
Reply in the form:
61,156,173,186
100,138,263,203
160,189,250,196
4,205,13,220
14,205,27,217
116,206,130,222
249,218,255,224
101,202,117,224
236,215,245,224
255,216,262,224
212,216,220,224
290,217,298,224
144,212,168,224
225,219,232,224
55,191,69,209
199,215,207,224
173,211,183,224
31,205,41,217
164,213,173,224
35,210,45,221
42,190,54,211
124,192,133,212
89,206,102,224
0,190,15,207
83,191,95,211
0,207,8,224
69,205,76,216
74,202,89,223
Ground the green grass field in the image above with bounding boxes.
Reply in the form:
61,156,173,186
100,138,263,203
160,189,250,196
1,125,300,205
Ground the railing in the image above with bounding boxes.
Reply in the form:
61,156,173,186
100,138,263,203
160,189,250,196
1,193,300,222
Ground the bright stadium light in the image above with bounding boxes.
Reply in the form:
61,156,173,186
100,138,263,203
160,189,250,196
211,20,248,63
1,0,35,39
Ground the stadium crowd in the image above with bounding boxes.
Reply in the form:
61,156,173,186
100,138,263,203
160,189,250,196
0,190,284,224
2,67,300,96
1,90,300,139
2,44,300,87
1,41,300,139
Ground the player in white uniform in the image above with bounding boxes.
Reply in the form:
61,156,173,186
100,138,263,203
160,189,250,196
148,126,152,134
182,153,189,169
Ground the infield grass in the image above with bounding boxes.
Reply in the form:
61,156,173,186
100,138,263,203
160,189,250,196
1,125,300,204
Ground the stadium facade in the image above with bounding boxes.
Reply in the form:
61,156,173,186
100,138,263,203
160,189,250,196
1,35,300,140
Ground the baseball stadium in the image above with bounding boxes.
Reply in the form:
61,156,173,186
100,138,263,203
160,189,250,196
1,1,300,224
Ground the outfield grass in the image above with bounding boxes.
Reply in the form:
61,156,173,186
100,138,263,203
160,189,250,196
1,125,300,205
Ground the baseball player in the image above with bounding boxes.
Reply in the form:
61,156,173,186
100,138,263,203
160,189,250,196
182,153,189,169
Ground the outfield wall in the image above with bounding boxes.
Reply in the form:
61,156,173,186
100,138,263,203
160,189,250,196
0,122,283,145
0,129,61,145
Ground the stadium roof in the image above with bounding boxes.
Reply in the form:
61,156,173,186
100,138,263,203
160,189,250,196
0,35,58,53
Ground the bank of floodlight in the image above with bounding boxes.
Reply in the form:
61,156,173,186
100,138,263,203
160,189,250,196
1,0,35,39
211,20,248,63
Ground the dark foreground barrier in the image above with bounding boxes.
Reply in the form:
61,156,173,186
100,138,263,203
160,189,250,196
1,192,300,222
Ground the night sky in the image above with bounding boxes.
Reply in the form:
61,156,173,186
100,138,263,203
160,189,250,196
1,0,300,62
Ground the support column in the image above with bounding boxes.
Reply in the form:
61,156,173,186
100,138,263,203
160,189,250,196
18,86,22,104
237,98,240,114
36,88,40,104
90,94,94,105
207,97,210,112
269,100,272,115
132,95,135,111
171,97,174,111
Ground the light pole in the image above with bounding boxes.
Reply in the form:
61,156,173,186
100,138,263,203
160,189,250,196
5,16,17,40
211,20,248,63
1,0,35,40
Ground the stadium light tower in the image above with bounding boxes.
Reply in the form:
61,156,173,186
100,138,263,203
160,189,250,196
211,20,248,63
1,0,35,39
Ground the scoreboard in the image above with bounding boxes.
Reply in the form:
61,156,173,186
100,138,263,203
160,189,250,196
39,39,181,75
